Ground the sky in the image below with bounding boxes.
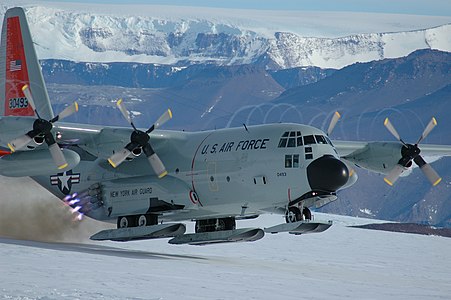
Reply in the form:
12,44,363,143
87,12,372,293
40,0,451,16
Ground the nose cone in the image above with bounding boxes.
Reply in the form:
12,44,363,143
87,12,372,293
307,155,349,192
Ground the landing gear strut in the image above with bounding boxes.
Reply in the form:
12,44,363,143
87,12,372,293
195,217,236,233
285,207,312,223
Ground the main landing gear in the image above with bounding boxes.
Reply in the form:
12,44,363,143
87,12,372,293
285,206,312,223
169,217,264,245
264,206,331,235
91,213,185,242
195,217,236,233
117,214,158,228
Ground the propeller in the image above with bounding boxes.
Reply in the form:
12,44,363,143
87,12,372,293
326,111,356,177
327,111,341,136
108,99,171,178
383,117,441,186
7,85,78,169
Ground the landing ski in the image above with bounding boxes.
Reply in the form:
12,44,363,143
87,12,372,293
264,220,332,235
169,228,265,245
90,223,186,242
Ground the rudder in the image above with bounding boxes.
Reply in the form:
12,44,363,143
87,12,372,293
0,7,53,119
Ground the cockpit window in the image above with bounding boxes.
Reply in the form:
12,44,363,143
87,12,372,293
279,132,329,148
278,131,302,148
297,137,303,146
303,135,316,145
325,135,334,146
278,138,287,148
315,135,328,144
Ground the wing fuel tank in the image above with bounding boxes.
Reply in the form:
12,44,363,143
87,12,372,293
0,149,80,176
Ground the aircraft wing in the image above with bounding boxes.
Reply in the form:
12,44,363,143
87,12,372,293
333,140,451,175
334,140,451,157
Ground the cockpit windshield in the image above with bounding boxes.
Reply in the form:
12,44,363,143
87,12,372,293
278,131,332,148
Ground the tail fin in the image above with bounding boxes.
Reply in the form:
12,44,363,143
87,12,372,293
0,7,53,119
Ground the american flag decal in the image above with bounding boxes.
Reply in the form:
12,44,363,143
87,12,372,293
9,59,22,72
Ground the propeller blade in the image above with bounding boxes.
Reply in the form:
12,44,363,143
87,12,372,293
21,84,36,113
108,148,132,168
413,156,442,186
142,143,167,178
116,99,132,125
48,143,68,169
154,109,172,130
384,164,405,186
51,102,79,122
327,111,341,136
384,118,403,143
416,117,437,145
147,152,167,178
7,134,33,152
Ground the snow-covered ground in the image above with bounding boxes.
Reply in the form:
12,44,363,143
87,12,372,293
1,176,450,300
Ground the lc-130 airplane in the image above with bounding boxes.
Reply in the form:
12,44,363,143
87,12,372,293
1,7,451,245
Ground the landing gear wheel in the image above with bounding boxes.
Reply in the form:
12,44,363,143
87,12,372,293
138,215,147,227
303,207,312,221
117,216,136,228
285,207,302,223
137,214,158,227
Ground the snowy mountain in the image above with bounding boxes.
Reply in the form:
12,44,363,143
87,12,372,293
1,3,450,69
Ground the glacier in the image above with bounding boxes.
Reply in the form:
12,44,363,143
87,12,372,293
1,1,450,69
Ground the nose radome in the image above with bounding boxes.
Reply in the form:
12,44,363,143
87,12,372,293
307,155,349,192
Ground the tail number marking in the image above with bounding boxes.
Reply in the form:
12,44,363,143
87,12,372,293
9,97,29,109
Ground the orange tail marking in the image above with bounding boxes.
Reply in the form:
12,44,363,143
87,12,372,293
5,16,34,117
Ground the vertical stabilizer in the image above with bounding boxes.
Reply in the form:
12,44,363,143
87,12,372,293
0,7,53,119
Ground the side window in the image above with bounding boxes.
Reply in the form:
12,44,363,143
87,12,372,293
293,154,299,168
285,154,300,168
285,155,292,168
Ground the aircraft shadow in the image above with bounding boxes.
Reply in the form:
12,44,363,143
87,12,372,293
0,237,207,261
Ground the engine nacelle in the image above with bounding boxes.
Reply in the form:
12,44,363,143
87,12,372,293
343,142,403,175
0,149,80,176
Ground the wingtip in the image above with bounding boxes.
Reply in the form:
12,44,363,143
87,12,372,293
383,118,389,126
22,84,28,91
117,98,123,107
335,111,341,118
74,102,79,112
168,109,173,119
